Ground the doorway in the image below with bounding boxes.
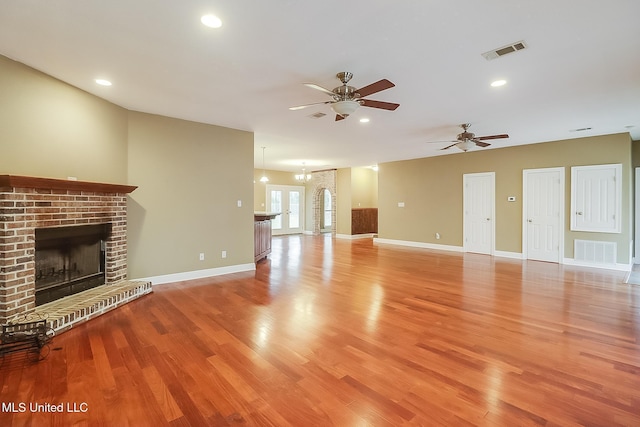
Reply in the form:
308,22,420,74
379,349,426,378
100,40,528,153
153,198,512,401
463,172,495,255
266,185,305,235
522,167,564,262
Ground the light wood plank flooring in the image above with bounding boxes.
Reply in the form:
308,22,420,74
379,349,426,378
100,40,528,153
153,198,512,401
1,235,639,426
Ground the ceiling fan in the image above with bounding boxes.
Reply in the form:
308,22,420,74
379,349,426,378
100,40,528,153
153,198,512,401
428,123,509,152
289,72,400,121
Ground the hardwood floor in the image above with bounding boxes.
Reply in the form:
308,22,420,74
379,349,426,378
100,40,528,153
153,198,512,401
1,234,639,426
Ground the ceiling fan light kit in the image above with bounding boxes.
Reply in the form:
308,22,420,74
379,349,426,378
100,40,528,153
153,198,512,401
290,72,400,121
456,139,476,152
331,100,360,118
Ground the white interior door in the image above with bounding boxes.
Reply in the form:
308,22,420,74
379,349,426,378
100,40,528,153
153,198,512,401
463,173,495,255
523,167,564,262
266,185,304,235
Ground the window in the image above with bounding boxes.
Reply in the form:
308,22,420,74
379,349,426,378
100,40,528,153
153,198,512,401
270,190,282,229
323,189,332,228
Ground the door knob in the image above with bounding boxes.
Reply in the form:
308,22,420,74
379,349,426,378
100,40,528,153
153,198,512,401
528,219,533,223
576,211,583,215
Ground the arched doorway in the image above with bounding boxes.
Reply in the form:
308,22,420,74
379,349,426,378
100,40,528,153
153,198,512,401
310,169,337,235
313,187,335,235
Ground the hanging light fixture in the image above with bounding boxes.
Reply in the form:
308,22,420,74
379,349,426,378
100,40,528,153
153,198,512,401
295,163,312,182
456,139,475,152
259,147,269,182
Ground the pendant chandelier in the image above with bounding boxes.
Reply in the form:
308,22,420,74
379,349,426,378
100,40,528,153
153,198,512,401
295,163,312,182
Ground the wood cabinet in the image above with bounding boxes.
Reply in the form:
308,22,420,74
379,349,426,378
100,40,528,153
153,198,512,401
254,213,279,262
351,208,378,235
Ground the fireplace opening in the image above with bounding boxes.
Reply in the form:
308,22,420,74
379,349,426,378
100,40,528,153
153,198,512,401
34,224,111,306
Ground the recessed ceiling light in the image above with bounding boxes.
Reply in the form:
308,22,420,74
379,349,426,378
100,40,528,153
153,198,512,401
95,79,112,86
359,118,370,123
201,14,222,28
490,79,507,87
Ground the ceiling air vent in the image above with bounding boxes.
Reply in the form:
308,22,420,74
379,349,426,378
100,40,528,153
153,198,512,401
308,112,327,119
482,40,527,61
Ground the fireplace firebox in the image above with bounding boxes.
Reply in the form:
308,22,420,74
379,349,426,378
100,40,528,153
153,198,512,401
35,224,111,305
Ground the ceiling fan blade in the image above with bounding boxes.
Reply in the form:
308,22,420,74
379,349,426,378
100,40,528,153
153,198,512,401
361,99,400,111
304,83,335,96
335,114,346,121
473,140,491,147
289,101,332,111
475,134,509,141
440,143,458,150
356,79,395,98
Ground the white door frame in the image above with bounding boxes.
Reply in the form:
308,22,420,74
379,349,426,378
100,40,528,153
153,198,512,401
463,172,495,255
635,167,640,263
522,167,565,262
266,184,305,235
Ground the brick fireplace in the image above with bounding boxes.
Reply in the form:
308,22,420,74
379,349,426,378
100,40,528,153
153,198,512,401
0,175,143,326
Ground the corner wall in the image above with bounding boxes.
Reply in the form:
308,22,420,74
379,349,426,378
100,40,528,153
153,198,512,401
0,54,255,281
127,112,255,279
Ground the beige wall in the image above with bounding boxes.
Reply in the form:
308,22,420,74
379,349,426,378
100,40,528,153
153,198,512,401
350,167,378,208
127,112,254,278
379,133,633,263
336,168,352,235
0,55,128,182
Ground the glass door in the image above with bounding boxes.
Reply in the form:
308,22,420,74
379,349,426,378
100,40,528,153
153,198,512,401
266,185,305,235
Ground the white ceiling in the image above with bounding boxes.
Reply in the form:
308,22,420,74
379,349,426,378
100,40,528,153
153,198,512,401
1,1,639,172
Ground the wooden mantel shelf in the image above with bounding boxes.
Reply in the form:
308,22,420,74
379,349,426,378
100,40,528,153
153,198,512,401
0,175,137,194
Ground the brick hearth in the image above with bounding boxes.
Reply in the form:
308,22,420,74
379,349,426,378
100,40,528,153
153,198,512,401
0,175,150,329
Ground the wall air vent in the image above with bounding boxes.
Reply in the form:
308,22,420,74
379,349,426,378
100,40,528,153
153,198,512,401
308,112,327,119
482,40,527,61
574,240,617,266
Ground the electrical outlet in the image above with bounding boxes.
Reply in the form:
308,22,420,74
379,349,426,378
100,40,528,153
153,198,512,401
221,250,227,259
237,200,242,207
199,253,205,261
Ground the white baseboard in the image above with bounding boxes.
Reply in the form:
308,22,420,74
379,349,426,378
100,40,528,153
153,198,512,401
494,250,524,260
336,233,377,240
374,240,527,259
562,258,632,272
373,238,464,252
135,263,256,286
